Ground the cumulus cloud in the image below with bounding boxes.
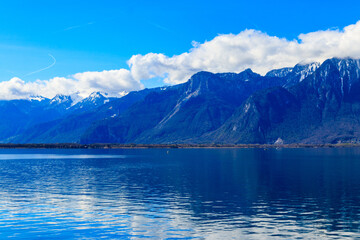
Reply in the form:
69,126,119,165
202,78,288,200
73,69,143,95
128,20,360,84
1,20,360,100
0,69,143,100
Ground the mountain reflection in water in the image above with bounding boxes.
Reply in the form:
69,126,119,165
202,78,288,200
0,148,359,239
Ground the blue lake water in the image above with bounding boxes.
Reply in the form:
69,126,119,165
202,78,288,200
0,148,359,239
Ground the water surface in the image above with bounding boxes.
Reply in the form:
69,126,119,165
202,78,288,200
0,148,359,239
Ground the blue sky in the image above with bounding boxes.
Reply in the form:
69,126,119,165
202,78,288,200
0,0,360,98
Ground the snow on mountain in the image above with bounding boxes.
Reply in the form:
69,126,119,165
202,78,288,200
28,95,47,102
265,62,320,81
50,94,72,105
69,92,84,106
50,93,84,106
332,58,360,80
69,91,116,112
45,91,121,113
87,92,106,103
296,62,320,81
265,67,293,78
4,57,360,145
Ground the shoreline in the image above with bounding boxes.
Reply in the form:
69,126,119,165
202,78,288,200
0,143,359,149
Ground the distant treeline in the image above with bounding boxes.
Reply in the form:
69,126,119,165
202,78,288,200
0,143,359,149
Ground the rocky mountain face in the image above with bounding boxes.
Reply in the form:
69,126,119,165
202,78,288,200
208,58,360,144
3,58,360,144
79,69,287,143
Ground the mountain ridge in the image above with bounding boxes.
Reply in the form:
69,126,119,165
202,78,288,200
3,57,360,144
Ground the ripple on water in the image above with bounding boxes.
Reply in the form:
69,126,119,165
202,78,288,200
0,148,359,239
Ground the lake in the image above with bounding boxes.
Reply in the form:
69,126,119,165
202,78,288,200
0,148,359,239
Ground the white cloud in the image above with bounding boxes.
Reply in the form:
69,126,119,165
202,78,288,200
73,69,143,96
128,20,360,84
1,20,360,100
0,69,143,100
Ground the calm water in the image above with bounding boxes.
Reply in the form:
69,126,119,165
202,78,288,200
0,148,359,239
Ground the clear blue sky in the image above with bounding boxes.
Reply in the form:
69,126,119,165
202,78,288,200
0,0,359,87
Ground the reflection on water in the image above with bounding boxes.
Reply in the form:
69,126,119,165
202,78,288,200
0,148,359,239
0,154,128,160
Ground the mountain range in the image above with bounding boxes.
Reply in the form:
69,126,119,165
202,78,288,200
3,57,360,144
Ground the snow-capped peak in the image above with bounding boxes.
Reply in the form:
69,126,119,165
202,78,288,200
69,92,84,106
88,91,106,100
50,94,71,104
265,67,293,78
28,95,47,102
73,92,109,107
294,62,320,82
50,92,84,106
